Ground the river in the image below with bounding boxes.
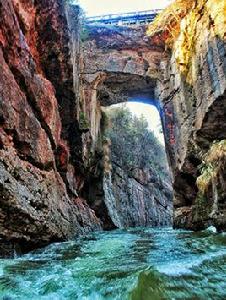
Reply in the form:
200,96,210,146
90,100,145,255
0,227,226,299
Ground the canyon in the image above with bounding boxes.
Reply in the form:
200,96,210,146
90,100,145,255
0,0,225,257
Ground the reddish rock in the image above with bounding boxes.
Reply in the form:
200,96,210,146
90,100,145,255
0,0,101,254
0,47,54,167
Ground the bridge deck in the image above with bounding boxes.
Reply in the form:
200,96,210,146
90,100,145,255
86,9,162,26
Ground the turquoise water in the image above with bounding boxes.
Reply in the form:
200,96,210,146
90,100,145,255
0,228,226,299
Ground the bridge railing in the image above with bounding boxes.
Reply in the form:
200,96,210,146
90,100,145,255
86,9,162,24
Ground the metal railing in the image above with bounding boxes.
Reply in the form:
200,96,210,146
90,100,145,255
86,9,162,26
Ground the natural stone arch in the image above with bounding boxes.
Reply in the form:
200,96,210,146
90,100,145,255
81,24,167,145
80,24,174,229
81,23,171,161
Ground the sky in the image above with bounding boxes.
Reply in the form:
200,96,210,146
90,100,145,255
78,0,172,16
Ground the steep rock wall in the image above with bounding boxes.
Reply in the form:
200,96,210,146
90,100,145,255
103,163,172,228
152,0,226,230
0,0,101,256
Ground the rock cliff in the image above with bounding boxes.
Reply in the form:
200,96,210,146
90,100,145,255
0,0,101,256
103,164,172,228
150,0,226,230
99,106,173,228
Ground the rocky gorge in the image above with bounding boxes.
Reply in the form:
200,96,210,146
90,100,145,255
0,0,225,258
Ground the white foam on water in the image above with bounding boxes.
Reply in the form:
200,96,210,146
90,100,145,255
156,248,226,276
205,226,217,233
0,264,3,277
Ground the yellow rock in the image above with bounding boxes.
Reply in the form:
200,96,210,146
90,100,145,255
147,0,226,84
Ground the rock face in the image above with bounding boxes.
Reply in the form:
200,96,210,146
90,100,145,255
0,0,101,255
153,0,226,231
103,164,172,228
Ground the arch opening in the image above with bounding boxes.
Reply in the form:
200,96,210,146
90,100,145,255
99,100,173,228
83,70,174,228
97,73,156,107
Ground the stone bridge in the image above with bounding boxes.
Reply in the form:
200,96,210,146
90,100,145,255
82,24,166,143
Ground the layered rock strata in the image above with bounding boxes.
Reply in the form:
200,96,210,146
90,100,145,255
103,163,173,228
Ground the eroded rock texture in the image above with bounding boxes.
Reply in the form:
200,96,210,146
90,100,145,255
0,0,101,255
103,165,172,228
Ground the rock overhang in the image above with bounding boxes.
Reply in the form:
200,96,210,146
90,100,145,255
82,23,166,108
97,72,156,106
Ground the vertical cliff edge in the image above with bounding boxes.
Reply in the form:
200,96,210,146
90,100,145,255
150,0,226,230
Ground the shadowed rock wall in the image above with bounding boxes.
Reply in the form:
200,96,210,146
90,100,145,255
154,0,226,230
103,165,173,228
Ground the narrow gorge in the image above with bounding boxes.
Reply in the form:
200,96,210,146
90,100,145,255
0,0,225,298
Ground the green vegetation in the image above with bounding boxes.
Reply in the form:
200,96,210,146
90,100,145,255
80,25,90,42
105,106,170,181
64,0,77,4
